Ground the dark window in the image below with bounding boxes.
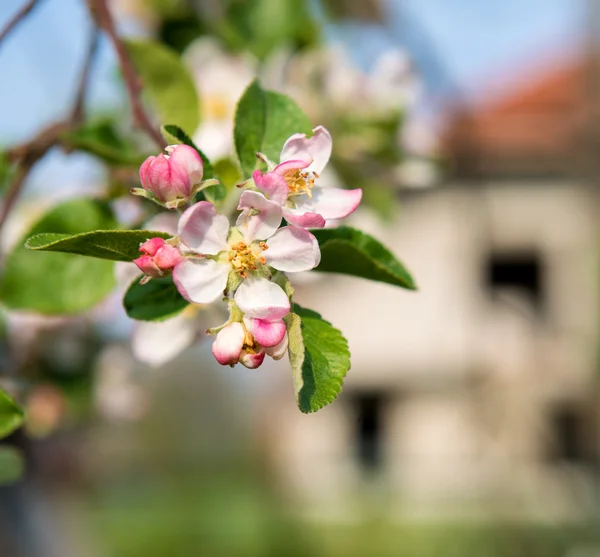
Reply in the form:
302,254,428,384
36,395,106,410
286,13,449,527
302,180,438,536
548,405,595,465
485,251,544,312
352,393,385,472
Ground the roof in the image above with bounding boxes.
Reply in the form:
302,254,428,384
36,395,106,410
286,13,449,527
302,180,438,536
442,57,595,177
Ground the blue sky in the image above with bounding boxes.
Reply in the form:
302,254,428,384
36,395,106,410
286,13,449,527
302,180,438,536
330,0,584,104
0,0,586,148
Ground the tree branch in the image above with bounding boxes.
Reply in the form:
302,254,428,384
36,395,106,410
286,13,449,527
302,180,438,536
88,0,166,149
0,0,42,45
0,122,70,234
0,25,101,236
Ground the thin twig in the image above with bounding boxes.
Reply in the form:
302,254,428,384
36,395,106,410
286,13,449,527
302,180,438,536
0,0,41,45
71,26,100,124
0,122,70,233
88,0,166,149
0,23,102,236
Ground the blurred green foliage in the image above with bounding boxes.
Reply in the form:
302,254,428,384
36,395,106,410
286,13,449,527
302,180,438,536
152,0,320,59
0,199,117,314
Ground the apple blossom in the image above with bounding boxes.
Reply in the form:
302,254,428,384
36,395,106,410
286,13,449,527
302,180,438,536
253,126,362,228
133,237,183,281
172,201,320,313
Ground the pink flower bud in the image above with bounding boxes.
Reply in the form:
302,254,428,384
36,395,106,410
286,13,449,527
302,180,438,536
133,238,183,278
239,348,266,369
212,322,245,365
139,145,203,203
265,332,288,360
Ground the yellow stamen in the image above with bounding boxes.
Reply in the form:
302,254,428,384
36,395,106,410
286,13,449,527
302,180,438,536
229,241,264,277
283,169,315,198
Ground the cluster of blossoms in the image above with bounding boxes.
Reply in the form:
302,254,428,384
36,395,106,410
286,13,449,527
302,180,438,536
132,127,361,369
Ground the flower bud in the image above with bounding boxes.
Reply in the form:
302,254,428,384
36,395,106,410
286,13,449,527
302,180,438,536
265,332,288,360
239,348,266,369
212,322,245,365
133,238,183,278
139,145,203,203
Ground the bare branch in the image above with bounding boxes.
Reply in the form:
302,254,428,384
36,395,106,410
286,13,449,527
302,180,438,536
0,23,102,236
88,0,166,149
0,0,42,45
0,122,70,234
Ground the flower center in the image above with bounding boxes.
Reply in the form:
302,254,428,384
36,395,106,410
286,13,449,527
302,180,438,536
283,169,318,198
204,95,230,120
228,241,268,278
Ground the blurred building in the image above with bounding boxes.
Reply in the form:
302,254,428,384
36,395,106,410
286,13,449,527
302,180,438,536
260,55,600,521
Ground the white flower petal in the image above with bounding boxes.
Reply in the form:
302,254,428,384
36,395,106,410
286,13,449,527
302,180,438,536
234,277,290,320
236,191,283,242
132,311,197,367
265,226,320,272
178,201,229,255
280,126,332,175
295,186,362,221
172,258,229,304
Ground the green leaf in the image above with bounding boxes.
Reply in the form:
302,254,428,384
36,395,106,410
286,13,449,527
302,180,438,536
0,390,24,439
0,447,24,485
0,199,118,314
234,82,312,174
25,230,172,262
62,119,145,166
311,226,417,290
125,40,200,134
261,91,312,161
285,304,350,414
234,80,267,176
124,275,189,321
161,124,214,180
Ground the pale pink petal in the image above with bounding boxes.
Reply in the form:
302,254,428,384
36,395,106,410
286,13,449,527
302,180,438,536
178,201,229,255
172,258,229,304
296,186,362,220
139,156,153,190
153,245,183,269
252,170,288,205
212,322,244,365
234,278,290,320
167,144,203,185
265,226,320,272
265,332,288,360
140,237,166,256
146,155,173,202
132,311,198,367
133,255,161,277
239,349,266,369
236,191,282,242
282,207,326,229
273,158,312,176
144,213,178,235
243,317,286,348
280,126,332,174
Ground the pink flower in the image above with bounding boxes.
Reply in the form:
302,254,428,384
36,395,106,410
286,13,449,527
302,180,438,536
172,201,320,314
133,237,183,279
139,144,203,205
253,126,362,228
